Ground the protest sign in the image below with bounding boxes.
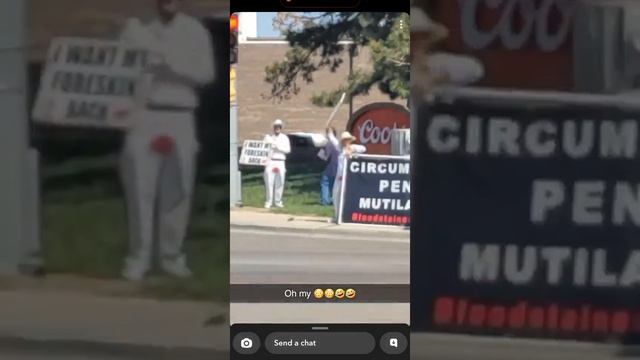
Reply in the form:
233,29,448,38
239,140,272,166
412,87,640,341
339,154,410,226
32,37,148,129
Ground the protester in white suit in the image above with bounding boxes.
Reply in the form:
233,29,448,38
263,119,291,209
333,131,366,223
119,0,214,281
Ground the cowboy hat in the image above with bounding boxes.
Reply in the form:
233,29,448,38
411,6,436,32
340,131,356,141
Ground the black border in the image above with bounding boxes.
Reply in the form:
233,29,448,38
231,0,409,13
231,324,409,360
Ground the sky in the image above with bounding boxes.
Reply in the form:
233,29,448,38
256,12,326,38
257,12,280,37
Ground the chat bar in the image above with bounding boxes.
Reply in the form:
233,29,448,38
231,324,409,359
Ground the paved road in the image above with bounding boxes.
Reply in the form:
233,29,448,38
0,345,226,360
0,352,136,360
0,352,228,360
230,228,409,284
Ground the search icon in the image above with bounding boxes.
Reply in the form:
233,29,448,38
380,332,407,355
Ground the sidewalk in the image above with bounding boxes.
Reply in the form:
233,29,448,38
0,275,228,359
230,207,409,238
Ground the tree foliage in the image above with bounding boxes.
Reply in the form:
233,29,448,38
264,12,409,107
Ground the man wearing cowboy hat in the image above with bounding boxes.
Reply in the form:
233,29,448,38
263,119,291,209
332,131,366,222
410,5,484,97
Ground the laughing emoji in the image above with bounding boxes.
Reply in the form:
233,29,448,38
324,289,335,299
313,288,324,299
335,289,345,299
345,288,356,299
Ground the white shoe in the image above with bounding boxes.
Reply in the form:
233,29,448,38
122,263,147,282
264,203,272,209
161,257,192,279
275,202,284,208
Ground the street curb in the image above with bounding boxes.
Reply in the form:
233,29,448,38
230,223,409,238
0,336,228,359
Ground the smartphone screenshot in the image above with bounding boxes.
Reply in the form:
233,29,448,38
230,1,409,358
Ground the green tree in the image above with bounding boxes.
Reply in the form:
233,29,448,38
264,12,409,107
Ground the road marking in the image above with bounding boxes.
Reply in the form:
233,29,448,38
231,228,409,243
231,259,409,268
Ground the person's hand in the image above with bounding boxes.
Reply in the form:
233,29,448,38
146,56,172,75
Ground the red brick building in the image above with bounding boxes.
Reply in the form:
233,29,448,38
236,40,407,141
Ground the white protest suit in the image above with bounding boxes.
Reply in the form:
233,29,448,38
263,133,291,208
333,143,367,222
119,14,214,279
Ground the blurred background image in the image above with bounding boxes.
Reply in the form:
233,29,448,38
0,0,229,358
411,1,640,360
413,0,640,94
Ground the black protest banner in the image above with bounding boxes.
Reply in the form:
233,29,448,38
412,89,640,341
340,155,410,226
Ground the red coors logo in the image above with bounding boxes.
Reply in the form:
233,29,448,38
434,0,574,89
359,119,399,145
460,0,575,52
348,103,410,155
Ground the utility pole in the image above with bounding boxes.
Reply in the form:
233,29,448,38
229,14,242,207
0,0,30,273
348,43,356,121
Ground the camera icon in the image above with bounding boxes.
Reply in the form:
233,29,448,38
233,332,260,354
240,338,253,349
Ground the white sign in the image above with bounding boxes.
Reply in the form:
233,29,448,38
32,37,148,129
239,140,272,166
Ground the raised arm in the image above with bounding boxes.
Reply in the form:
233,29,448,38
164,23,215,86
277,136,291,155
326,130,339,149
